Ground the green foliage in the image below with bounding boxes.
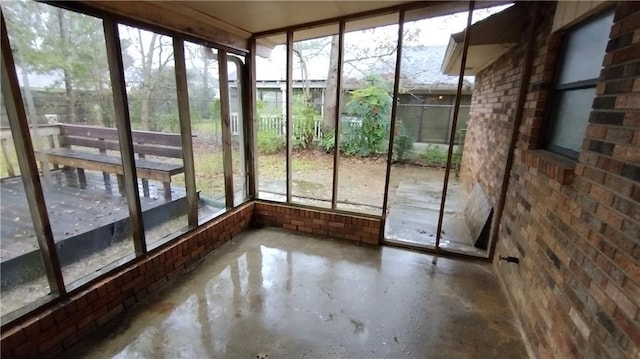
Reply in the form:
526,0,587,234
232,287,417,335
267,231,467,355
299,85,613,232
257,130,285,155
339,123,364,156
292,95,319,149
321,130,335,153
421,145,448,167
392,122,414,162
342,75,392,156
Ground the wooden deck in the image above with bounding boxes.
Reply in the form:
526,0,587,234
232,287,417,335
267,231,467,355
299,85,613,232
0,168,186,264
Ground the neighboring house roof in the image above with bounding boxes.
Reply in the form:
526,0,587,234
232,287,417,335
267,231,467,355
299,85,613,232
247,45,474,93
398,45,474,92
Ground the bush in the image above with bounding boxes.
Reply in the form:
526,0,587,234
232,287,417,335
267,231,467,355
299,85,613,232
343,75,392,156
421,145,448,167
321,129,335,153
320,123,367,156
392,122,414,162
292,95,319,150
257,130,285,155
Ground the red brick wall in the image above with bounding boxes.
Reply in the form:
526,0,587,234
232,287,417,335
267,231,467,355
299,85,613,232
253,201,381,245
459,38,525,203
0,203,254,359
464,2,640,358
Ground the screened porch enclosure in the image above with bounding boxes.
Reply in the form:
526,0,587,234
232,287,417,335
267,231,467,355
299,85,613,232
1,0,506,324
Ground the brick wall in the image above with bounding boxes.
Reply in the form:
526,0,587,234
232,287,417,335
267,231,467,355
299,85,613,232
0,201,382,358
0,203,254,359
464,2,639,358
459,39,524,203
253,201,381,246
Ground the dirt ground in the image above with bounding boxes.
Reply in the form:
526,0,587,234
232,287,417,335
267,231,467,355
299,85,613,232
258,149,452,213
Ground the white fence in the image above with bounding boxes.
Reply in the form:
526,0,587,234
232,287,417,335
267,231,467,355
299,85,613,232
231,113,324,141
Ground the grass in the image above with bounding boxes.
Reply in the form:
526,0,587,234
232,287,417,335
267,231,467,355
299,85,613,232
420,145,449,168
172,150,246,199
191,120,221,135
0,147,19,178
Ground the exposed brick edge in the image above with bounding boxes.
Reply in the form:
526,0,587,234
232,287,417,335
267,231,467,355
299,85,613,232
521,149,576,184
0,202,254,359
253,201,381,246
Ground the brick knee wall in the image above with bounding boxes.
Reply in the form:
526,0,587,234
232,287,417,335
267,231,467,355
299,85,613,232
253,201,381,245
0,203,254,359
0,201,382,359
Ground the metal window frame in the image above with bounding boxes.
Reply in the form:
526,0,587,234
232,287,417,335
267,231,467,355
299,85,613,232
435,1,475,249
173,38,199,227
103,19,147,255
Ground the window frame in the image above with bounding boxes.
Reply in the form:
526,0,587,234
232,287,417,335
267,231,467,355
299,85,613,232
542,9,614,160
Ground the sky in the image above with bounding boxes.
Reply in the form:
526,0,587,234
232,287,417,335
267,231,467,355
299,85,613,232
256,4,513,82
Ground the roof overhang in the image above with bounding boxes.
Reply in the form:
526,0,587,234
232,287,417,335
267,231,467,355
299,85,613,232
441,3,527,76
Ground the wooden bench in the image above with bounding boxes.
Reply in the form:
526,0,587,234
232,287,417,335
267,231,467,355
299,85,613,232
36,124,184,199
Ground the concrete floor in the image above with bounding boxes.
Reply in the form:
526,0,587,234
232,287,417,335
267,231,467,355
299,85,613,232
66,228,527,359
385,173,487,257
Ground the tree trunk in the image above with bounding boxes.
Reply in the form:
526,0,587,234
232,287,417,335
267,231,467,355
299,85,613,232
138,31,158,131
141,88,151,130
323,35,339,130
293,47,310,102
57,9,76,123
202,47,210,118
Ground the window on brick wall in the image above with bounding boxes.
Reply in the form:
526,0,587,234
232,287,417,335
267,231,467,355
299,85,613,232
545,10,614,159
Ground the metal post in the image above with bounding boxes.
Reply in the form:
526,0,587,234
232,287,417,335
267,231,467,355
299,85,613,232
218,51,234,209
488,3,540,261
381,11,405,241
286,31,293,203
103,19,146,255
246,39,258,199
331,21,345,209
229,55,249,202
173,38,198,226
435,1,474,249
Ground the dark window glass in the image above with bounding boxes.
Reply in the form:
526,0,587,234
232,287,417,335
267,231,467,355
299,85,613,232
545,10,614,159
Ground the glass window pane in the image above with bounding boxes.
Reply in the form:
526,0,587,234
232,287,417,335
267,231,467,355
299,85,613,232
558,11,614,85
227,57,248,206
0,103,53,316
3,0,136,289
290,26,338,208
548,87,596,157
336,14,399,215
387,8,471,247
183,43,226,221
118,25,188,249
255,40,287,202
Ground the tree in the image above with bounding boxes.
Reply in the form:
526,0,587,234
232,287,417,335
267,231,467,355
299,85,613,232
185,45,218,120
3,1,116,126
291,26,420,131
121,28,174,130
